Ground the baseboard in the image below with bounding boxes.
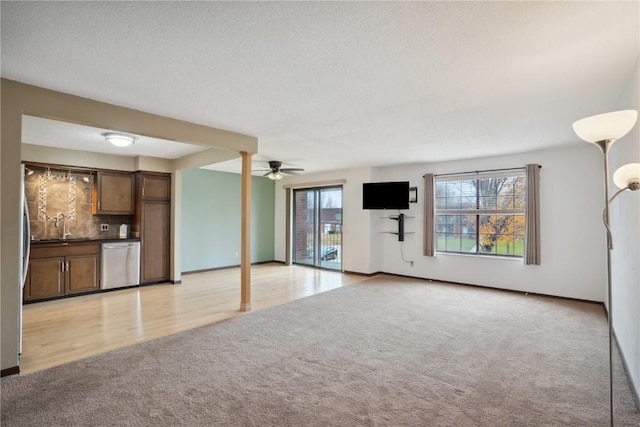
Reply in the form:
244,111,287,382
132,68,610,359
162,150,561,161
23,289,103,304
376,272,604,305
139,280,169,287
182,260,281,275
613,330,640,410
182,264,601,306
343,270,380,277
1,366,20,377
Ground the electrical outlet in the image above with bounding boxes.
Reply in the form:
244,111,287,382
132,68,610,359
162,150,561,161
101,224,109,231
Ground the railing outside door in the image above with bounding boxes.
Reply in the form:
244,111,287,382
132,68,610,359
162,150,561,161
293,186,342,270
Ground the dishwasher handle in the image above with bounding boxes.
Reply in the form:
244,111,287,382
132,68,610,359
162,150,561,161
103,244,139,249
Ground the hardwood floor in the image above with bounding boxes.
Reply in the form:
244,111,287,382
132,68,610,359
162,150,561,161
20,263,371,374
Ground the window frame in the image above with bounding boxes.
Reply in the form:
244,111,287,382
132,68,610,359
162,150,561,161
434,169,526,258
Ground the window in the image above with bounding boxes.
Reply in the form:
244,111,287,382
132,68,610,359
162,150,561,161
435,170,525,257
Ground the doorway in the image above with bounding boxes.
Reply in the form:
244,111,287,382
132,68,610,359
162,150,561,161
293,186,342,270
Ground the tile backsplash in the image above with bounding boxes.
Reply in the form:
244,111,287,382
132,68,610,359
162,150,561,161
25,168,131,240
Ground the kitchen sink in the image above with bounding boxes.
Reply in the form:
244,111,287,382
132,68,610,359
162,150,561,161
32,238,93,243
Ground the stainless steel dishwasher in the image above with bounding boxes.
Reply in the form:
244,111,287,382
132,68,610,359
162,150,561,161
101,241,141,290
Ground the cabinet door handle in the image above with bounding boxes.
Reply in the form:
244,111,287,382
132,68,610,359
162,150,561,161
142,187,145,197
61,261,65,272
66,261,70,271
98,200,101,210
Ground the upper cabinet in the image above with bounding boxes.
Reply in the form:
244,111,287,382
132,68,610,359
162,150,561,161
93,171,135,215
138,173,171,201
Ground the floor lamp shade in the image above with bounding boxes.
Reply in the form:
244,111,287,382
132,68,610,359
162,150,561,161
572,110,638,143
613,163,640,190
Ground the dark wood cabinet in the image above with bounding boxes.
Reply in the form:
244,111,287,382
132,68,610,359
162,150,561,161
93,171,135,215
66,253,101,295
25,257,65,300
140,201,170,283
135,172,171,284
139,174,171,200
25,243,101,302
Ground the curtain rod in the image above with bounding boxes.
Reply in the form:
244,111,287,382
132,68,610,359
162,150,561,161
424,165,541,178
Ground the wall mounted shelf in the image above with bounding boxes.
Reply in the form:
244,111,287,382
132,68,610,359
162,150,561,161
381,213,413,241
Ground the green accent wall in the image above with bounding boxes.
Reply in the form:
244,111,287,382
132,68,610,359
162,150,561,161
181,168,275,272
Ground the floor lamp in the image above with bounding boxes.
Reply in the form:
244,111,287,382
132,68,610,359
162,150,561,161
573,110,639,426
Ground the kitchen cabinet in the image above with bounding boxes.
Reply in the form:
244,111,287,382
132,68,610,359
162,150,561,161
139,201,170,283
25,257,65,300
93,171,135,215
25,243,101,302
139,173,171,200
134,172,171,284
65,253,101,295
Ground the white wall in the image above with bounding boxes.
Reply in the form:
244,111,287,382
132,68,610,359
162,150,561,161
274,145,606,301
610,58,640,399
22,143,173,173
22,143,138,171
135,156,173,173
377,145,606,301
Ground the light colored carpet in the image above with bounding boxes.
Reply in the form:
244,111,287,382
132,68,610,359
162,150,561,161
2,275,639,426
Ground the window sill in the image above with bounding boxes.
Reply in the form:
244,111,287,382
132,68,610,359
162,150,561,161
436,252,523,261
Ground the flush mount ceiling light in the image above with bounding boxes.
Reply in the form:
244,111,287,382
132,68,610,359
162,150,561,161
104,133,135,147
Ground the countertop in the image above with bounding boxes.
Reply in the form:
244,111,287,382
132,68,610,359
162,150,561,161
31,237,141,246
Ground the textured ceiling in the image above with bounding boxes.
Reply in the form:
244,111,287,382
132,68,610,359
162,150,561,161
2,2,638,174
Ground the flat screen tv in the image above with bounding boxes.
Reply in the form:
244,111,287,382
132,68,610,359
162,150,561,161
362,181,410,210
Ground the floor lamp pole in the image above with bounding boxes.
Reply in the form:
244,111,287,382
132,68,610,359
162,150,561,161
596,139,614,427
573,110,639,427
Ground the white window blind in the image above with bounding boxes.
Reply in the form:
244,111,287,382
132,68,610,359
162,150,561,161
434,169,526,257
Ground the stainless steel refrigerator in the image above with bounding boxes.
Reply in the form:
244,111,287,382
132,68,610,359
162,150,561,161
19,164,31,354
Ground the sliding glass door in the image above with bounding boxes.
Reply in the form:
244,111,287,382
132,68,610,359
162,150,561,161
293,186,342,270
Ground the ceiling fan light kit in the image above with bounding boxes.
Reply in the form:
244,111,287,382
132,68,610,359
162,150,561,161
258,160,305,181
268,171,283,181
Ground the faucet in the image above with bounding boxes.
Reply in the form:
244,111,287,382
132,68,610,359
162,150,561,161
54,212,63,228
63,216,71,240
55,212,71,240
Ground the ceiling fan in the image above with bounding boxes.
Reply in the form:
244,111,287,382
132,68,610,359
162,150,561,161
255,161,304,181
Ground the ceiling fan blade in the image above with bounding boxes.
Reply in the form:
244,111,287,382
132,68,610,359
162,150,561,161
280,168,305,173
262,172,272,177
